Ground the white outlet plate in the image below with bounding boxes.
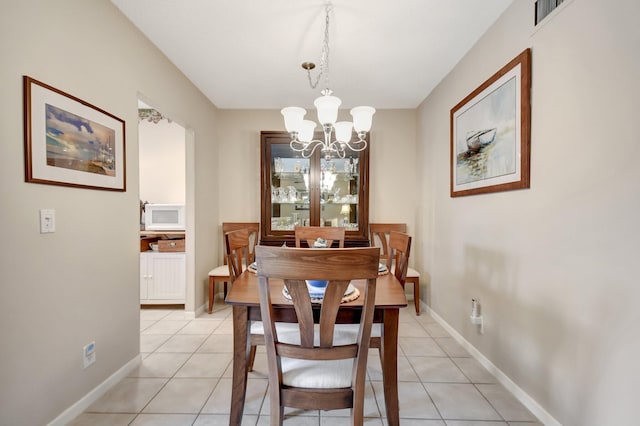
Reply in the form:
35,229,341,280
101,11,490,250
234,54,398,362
83,341,96,368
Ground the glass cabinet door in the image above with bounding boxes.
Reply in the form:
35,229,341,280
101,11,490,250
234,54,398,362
261,131,369,246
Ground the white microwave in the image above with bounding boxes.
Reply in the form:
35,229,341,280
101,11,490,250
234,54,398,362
144,204,185,231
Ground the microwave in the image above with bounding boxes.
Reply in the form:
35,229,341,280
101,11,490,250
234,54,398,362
144,203,185,231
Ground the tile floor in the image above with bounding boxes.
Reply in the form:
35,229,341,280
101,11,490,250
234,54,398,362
70,300,542,425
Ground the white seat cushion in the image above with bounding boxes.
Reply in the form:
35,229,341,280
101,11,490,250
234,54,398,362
407,267,420,278
281,357,353,388
208,265,229,277
335,323,381,339
208,262,248,277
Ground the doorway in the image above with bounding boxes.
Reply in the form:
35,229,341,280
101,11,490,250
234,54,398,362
138,99,190,314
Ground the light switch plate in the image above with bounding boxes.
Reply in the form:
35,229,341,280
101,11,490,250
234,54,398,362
40,209,55,233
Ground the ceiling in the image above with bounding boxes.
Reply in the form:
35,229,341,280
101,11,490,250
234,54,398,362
112,0,514,110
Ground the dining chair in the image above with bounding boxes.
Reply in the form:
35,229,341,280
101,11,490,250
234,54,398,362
294,226,346,248
369,223,421,314
207,222,259,313
255,245,380,425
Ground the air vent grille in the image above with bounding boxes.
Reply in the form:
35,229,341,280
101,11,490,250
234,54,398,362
535,0,565,25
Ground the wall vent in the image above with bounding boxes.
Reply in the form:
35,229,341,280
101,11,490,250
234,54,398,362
535,0,565,25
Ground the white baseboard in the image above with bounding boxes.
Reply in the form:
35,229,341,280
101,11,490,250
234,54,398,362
421,301,560,426
47,354,142,426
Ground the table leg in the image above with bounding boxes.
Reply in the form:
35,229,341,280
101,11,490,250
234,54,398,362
381,308,400,426
230,305,250,425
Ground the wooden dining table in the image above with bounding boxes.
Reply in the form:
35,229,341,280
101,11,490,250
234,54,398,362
225,269,407,426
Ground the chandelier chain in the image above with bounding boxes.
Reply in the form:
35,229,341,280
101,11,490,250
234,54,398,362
307,3,332,91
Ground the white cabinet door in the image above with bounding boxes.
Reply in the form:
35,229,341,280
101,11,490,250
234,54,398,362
140,252,185,303
140,255,149,299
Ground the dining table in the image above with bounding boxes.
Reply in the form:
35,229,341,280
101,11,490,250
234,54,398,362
225,267,408,426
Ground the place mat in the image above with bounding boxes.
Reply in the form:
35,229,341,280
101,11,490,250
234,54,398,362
282,283,360,304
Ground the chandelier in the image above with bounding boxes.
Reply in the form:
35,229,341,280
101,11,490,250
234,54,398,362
281,3,375,160
138,108,171,124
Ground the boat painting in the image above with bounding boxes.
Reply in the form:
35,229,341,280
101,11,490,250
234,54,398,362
466,128,497,152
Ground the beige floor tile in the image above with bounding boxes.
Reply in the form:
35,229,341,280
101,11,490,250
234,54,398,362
87,378,167,413
321,417,385,425
140,320,156,331
400,336,448,357
435,337,471,357
408,356,469,383
128,353,191,378
372,381,440,419
178,320,222,334
214,319,235,334
142,378,217,413
452,357,498,384
143,320,190,335
156,334,208,353
476,384,539,422
399,324,432,338
424,322,451,338
174,353,232,378
392,420,445,426
197,333,233,353
129,413,197,425
425,383,501,421
201,378,267,415
194,414,259,425
367,354,420,382
140,309,173,321
68,413,136,425
140,334,172,353
445,421,508,426
257,414,319,425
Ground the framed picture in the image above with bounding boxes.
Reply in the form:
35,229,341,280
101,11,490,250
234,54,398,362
24,76,126,191
450,48,531,197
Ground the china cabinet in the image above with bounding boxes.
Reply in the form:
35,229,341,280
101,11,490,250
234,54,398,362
260,131,369,247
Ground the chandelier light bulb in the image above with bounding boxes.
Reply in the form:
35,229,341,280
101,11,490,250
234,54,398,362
334,121,353,143
314,94,341,125
350,106,376,133
281,107,306,133
299,120,317,143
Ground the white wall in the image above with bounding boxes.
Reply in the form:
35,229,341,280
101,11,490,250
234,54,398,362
0,1,219,424
139,119,186,204
417,1,640,424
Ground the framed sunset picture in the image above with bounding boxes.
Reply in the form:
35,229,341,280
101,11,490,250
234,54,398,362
23,76,126,191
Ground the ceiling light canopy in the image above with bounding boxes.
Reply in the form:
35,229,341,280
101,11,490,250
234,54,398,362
281,3,375,160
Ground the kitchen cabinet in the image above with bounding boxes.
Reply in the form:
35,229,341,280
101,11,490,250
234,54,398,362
140,252,186,304
260,131,369,247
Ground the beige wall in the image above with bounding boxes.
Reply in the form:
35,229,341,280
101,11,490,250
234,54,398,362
0,0,219,424
417,0,640,424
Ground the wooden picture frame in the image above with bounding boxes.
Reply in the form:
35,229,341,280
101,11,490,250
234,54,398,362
450,48,531,197
24,76,126,191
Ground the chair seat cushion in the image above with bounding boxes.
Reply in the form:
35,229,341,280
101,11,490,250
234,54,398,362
208,262,249,277
208,265,229,277
407,267,420,278
281,357,353,388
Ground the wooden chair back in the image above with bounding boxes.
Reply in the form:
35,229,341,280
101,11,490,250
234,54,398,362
255,246,379,424
221,222,259,264
369,223,407,268
389,231,412,286
294,226,345,248
225,228,250,282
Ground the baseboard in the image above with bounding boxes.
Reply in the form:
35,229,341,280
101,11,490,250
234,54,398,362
47,354,142,426
421,301,560,426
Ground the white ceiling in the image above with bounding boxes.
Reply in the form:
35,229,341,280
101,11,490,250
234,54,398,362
112,0,514,110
